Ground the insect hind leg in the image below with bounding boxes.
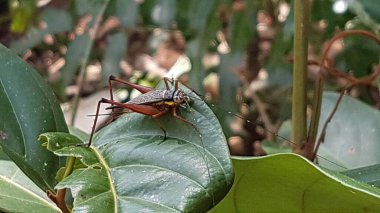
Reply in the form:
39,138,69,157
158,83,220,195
81,98,108,147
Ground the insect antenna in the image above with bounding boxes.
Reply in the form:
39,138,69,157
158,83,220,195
87,112,124,117
186,92,347,170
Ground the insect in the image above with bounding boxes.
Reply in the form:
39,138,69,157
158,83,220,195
87,75,195,146
87,75,215,205
87,75,344,170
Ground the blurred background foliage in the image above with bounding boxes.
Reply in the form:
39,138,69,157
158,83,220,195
0,0,379,163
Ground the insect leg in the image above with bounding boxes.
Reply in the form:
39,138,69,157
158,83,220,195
108,76,116,121
174,79,179,91
163,77,171,90
109,75,154,94
152,109,170,140
87,98,164,146
171,107,195,128
87,99,105,147
108,75,156,120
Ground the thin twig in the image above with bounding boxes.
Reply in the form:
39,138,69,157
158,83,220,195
307,30,380,160
70,1,111,125
313,86,350,160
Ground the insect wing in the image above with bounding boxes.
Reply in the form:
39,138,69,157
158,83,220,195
127,90,166,105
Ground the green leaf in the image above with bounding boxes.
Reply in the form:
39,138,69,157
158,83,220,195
75,0,111,18
176,0,218,40
10,8,73,54
348,0,380,32
349,0,380,24
0,44,68,191
358,0,380,23
211,154,380,212
0,175,60,213
39,132,84,152
9,0,37,33
0,160,47,200
101,32,128,84
317,92,380,170
55,83,233,212
60,34,90,89
139,0,158,26
0,154,60,212
113,0,139,28
151,0,176,28
215,53,243,137
343,164,380,188
0,144,10,160
218,53,242,113
334,36,380,78
229,1,258,52
311,0,354,40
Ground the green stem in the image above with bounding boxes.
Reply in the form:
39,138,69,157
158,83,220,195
291,0,309,148
70,0,110,125
49,156,76,213
63,156,76,178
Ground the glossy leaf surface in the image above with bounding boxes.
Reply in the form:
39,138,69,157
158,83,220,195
317,92,380,170
0,175,60,213
211,154,380,212
0,160,60,213
54,83,233,212
343,164,380,188
0,44,68,191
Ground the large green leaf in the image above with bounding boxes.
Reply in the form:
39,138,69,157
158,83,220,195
0,160,60,212
317,92,380,170
211,154,380,212
263,92,380,171
54,83,233,212
0,44,68,191
0,176,60,213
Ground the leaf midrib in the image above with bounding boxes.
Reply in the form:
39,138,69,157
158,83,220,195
91,147,118,213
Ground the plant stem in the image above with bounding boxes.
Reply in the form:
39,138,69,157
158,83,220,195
291,0,309,150
48,156,76,213
70,0,110,125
